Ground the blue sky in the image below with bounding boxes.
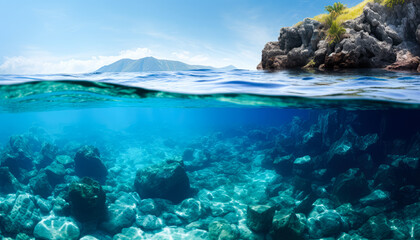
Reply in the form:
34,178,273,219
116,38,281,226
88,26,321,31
0,0,362,73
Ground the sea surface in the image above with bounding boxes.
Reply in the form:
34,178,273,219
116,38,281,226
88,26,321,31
0,69,420,240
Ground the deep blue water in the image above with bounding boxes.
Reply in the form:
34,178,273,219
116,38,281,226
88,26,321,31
0,70,420,239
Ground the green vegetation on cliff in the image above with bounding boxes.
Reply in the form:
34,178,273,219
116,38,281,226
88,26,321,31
327,21,347,44
313,0,374,23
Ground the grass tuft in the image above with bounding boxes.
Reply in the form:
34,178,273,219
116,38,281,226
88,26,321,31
312,0,374,23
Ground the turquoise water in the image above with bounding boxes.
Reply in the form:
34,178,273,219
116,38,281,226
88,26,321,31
0,70,420,239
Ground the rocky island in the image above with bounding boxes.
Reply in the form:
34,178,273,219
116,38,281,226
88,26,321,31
258,0,420,72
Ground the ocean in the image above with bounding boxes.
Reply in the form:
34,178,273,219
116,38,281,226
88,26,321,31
0,69,419,239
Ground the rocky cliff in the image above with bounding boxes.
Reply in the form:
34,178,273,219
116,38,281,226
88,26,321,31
258,1,420,72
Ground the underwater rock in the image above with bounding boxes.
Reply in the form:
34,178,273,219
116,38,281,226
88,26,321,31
79,236,99,240
183,148,211,172
100,200,136,234
134,159,190,203
52,196,71,216
237,223,265,240
388,218,411,240
373,164,400,193
270,212,306,240
294,192,318,215
246,205,275,232
36,197,52,214
335,203,366,231
0,167,20,194
0,192,41,234
44,162,66,186
359,189,391,208
33,217,80,240
272,154,294,176
326,128,378,175
208,220,239,240
307,208,344,238
332,168,370,204
67,177,106,222
161,212,183,226
1,136,34,180
136,214,164,231
39,143,58,168
357,214,392,239
55,155,74,168
176,198,207,223
337,232,366,240
14,233,34,240
395,185,420,206
74,145,108,183
152,227,209,240
29,171,53,198
113,227,145,240
292,155,313,177
138,198,163,216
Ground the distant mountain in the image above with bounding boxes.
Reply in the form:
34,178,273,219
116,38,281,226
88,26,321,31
96,57,236,72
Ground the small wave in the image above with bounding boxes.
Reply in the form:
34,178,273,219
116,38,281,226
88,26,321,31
221,81,283,88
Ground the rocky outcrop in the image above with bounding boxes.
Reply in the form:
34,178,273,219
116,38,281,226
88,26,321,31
74,145,107,183
134,160,190,204
385,53,420,70
259,1,420,72
246,205,275,232
259,18,323,70
0,167,21,194
67,177,106,222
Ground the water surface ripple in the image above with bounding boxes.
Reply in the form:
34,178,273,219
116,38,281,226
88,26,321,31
0,69,419,111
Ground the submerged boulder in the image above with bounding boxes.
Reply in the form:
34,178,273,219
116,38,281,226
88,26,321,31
176,198,207,223
134,160,190,203
307,209,344,238
0,167,20,194
135,214,164,231
74,145,107,183
39,143,58,168
44,161,66,186
33,217,80,240
246,205,275,232
113,227,145,240
1,135,34,180
293,155,313,177
272,154,294,176
0,192,41,234
29,171,53,198
67,177,106,222
333,168,370,204
357,214,392,239
208,220,239,240
270,212,306,240
100,201,136,234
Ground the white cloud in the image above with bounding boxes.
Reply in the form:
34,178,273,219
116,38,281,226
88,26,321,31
0,48,152,74
171,51,209,65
